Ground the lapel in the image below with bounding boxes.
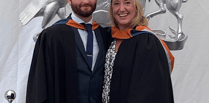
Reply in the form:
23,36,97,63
71,27,92,68
92,27,104,73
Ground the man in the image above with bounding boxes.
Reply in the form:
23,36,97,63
26,0,111,103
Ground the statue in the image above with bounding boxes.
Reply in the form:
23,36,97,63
19,0,111,41
145,0,188,50
19,0,67,29
93,0,110,27
19,0,67,41
19,0,188,50
139,0,150,12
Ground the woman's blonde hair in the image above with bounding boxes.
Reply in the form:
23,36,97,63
108,0,148,28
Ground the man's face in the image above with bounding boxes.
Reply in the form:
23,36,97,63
69,0,97,17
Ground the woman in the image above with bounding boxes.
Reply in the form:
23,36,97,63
102,0,174,103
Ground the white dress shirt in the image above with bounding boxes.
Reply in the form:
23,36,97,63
71,12,99,71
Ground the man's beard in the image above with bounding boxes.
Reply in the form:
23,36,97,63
71,2,96,17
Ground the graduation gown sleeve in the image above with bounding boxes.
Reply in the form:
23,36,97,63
26,28,52,103
26,25,78,103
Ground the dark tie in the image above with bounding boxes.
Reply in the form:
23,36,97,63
82,23,93,68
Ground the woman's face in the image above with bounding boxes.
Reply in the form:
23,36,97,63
112,0,136,30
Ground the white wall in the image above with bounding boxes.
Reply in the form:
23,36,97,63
0,0,209,103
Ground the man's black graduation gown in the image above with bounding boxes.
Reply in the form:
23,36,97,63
26,19,111,103
109,30,174,103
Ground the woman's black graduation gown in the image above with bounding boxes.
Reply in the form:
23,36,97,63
109,31,174,103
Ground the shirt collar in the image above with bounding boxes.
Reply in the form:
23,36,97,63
71,12,93,24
